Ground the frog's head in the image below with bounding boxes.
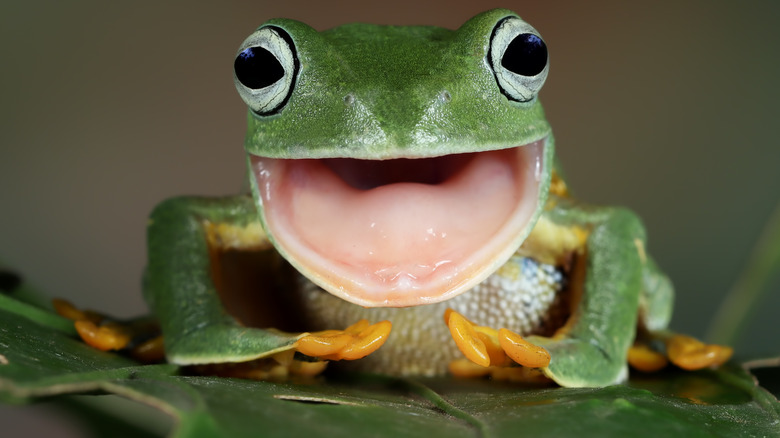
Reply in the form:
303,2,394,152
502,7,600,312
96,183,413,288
234,9,552,307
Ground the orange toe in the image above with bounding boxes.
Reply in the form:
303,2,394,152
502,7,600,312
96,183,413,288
627,344,668,372
667,334,733,370
74,320,131,351
498,329,550,368
447,311,490,367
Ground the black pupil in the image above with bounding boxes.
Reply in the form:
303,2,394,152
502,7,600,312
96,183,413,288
501,33,547,77
234,46,285,90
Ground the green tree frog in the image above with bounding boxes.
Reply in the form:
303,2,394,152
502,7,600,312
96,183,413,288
69,9,732,388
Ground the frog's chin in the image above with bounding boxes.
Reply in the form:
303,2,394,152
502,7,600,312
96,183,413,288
249,139,545,308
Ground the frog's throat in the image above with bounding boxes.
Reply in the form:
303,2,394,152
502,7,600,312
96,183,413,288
249,139,545,308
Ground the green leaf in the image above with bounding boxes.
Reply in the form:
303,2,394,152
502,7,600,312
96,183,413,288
1,296,778,437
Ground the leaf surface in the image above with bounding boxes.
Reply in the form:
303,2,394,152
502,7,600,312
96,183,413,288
1,298,778,438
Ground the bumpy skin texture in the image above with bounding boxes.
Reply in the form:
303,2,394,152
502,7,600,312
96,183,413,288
143,9,679,387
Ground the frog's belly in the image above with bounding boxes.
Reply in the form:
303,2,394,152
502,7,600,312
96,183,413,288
296,256,566,376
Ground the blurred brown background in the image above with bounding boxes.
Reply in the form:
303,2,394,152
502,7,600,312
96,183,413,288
1,0,778,435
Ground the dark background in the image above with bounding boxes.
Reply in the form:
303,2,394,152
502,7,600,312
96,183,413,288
2,1,778,435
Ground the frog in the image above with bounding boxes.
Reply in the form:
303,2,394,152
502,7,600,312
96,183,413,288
61,8,732,387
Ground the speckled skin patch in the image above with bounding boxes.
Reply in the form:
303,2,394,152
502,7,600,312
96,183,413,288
296,255,567,376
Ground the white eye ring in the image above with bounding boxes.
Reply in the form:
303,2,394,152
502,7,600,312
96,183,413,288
488,17,549,103
234,26,298,115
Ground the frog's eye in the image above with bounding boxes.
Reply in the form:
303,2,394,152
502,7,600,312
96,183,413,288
234,26,298,115
488,17,549,103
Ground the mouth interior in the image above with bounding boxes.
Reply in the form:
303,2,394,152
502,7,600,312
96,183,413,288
322,154,475,189
251,141,544,307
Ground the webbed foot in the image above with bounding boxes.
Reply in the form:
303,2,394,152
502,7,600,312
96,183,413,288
189,319,391,381
448,358,551,383
296,319,392,361
212,319,392,381
54,298,164,362
627,343,668,372
188,349,329,381
666,334,732,370
628,333,732,372
445,309,551,381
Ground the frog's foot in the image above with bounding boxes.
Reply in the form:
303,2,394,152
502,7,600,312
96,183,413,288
190,320,388,381
189,349,329,381
627,343,669,372
295,319,392,361
448,358,551,383
666,334,733,371
53,298,165,362
222,319,391,381
628,333,732,372
445,309,551,380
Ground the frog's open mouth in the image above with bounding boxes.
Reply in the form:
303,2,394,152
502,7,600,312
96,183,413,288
249,139,545,307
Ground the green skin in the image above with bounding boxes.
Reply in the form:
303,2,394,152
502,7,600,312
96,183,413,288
144,9,674,387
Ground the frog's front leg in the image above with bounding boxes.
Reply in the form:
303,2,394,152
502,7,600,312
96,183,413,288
144,195,390,372
449,206,645,387
531,207,645,387
625,257,732,372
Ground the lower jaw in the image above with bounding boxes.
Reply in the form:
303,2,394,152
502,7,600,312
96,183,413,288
250,139,545,307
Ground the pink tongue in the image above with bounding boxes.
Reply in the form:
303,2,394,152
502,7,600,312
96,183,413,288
296,152,514,278
251,143,542,307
